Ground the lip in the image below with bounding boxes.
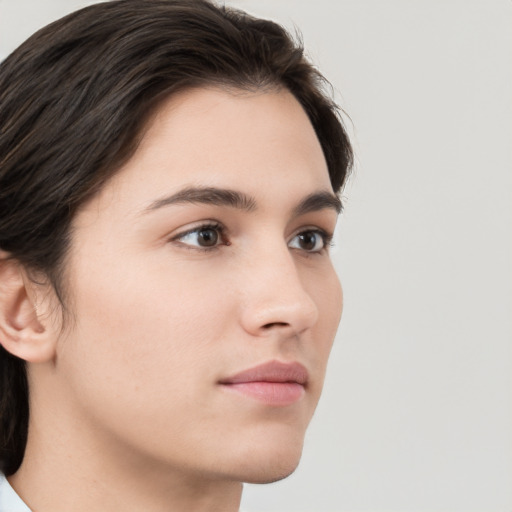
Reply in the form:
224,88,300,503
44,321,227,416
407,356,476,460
219,360,309,406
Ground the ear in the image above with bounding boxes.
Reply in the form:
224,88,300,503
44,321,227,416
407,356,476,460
0,252,58,363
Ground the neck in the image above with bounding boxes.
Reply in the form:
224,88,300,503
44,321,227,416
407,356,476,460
11,435,243,512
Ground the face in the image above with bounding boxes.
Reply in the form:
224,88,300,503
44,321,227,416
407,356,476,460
56,87,342,484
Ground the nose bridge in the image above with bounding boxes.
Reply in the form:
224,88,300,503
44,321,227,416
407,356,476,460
239,239,319,337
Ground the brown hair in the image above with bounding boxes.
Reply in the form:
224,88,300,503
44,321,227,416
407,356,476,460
0,0,353,475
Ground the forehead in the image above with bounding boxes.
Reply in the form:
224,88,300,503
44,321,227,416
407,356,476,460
77,87,332,222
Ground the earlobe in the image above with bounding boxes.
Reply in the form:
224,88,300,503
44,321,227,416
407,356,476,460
0,254,57,363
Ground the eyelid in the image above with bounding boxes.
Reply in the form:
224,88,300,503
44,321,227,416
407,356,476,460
288,226,335,254
169,220,228,250
168,221,334,254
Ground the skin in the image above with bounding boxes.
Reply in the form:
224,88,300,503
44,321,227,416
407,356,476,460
3,87,343,512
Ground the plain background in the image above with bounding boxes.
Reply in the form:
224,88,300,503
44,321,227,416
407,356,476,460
0,1,510,511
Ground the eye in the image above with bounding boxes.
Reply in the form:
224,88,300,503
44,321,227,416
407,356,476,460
172,222,228,249
288,229,332,253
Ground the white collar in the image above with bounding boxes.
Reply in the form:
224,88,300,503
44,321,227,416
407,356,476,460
0,474,31,512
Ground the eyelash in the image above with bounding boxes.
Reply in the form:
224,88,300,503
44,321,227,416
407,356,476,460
172,222,229,252
170,222,334,255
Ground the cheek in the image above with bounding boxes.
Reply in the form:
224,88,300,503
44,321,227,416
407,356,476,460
330,273,343,331
59,254,233,427
310,263,343,335
306,264,343,368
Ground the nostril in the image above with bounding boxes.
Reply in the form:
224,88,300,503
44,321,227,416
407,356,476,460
262,322,289,330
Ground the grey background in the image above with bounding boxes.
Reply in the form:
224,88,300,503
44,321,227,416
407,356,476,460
1,1,511,511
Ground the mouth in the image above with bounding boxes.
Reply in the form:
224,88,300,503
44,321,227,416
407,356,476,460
218,360,309,407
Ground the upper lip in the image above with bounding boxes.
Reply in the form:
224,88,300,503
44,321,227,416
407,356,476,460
219,360,309,386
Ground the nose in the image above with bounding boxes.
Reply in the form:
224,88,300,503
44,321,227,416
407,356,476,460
238,246,319,339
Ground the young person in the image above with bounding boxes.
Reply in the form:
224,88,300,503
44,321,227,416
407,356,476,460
0,1,352,510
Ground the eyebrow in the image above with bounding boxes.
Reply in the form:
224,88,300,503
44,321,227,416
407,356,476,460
142,186,342,216
293,191,343,216
144,186,256,213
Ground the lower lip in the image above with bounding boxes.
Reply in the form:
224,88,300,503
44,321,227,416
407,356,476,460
220,382,305,406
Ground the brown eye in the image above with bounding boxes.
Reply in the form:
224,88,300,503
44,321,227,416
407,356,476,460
197,227,219,247
289,230,329,253
173,223,225,249
298,232,318,251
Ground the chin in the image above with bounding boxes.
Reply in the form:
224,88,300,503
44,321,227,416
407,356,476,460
225,429,306,484
241,461,301,485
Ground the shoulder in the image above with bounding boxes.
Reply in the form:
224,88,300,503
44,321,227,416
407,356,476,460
0,474,31,512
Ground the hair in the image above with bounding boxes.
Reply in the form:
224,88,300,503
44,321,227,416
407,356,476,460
0,0,353,476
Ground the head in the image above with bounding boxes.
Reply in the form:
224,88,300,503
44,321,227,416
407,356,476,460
0,0,352,483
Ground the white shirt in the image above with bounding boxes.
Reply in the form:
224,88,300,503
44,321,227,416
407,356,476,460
0,474,31,512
